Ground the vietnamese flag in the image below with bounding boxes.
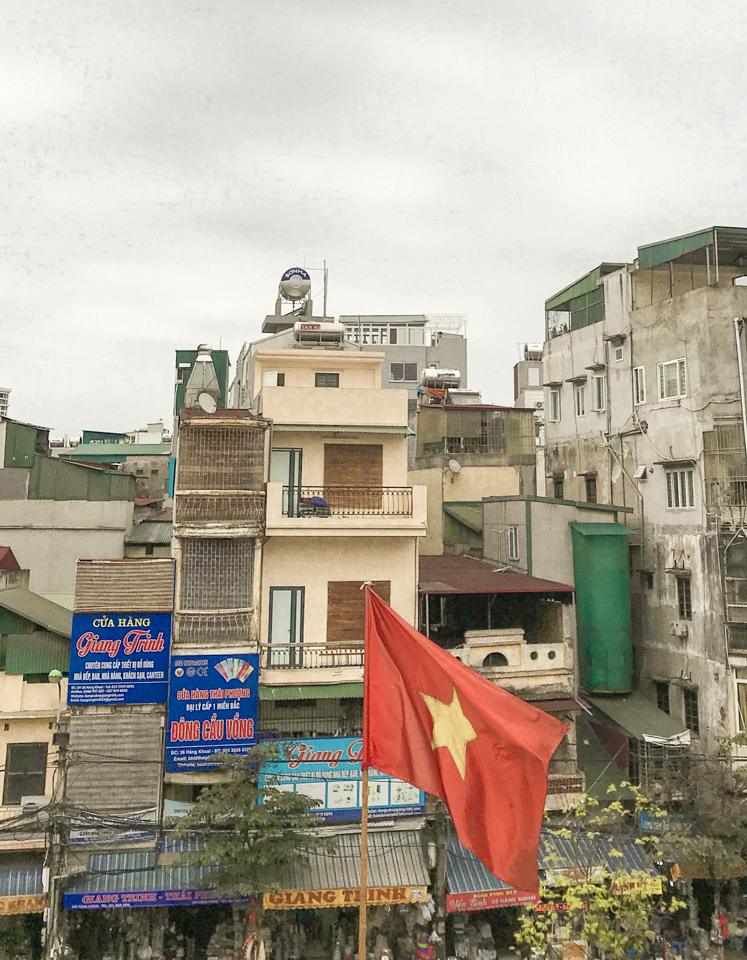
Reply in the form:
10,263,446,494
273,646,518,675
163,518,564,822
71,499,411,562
362,587,568,894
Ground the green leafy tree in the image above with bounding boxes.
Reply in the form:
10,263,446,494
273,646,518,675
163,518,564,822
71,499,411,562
174,743,332,899
515,787,685,960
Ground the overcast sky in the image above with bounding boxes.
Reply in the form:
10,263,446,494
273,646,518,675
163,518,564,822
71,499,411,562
3,0,747,435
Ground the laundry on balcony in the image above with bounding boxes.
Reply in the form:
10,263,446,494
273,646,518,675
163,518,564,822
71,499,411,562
298,495,331,517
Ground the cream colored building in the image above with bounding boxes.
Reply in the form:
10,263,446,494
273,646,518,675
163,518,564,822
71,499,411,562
236,347,427,699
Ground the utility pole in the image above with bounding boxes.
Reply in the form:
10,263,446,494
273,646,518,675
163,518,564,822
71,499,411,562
44,673,70,960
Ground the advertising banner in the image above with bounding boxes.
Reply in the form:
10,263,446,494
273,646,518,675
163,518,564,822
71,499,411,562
259,737,426,822
64,889,246,911
263,886,428,910
446,889,538,912
68,613,171,705
165,654,259,771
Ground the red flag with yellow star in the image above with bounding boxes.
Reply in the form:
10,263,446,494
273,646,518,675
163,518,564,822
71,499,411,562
362,587,568,894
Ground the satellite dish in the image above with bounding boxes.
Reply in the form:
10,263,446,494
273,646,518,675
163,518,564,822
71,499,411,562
279,267,311,301
448,459,462,474
198,392,217,413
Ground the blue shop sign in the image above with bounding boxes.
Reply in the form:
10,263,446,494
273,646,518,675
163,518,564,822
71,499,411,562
68,613,171,705
259,737,425,822
166,654,259,771
65,889,247,910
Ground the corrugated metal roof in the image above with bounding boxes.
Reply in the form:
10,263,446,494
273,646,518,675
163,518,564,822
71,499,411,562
447,831,658,895
419,555,574,595
66,850,214,895
75,559,175,613
64,443,171,460
0,586,72,636
545,264,625,312
126,522,173,545
278,830,429,891
259,683,363,701
637,227,747,271
569,522,633,537
588,692,688,742
5,631,69,675
274,424,408,435
0,865,44,897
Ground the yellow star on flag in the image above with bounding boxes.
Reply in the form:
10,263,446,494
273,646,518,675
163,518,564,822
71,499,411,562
419,685,478,779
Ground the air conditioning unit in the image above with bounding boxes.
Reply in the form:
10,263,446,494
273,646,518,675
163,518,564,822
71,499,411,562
21,795,51,814
670,622,689,638
535,401,544,409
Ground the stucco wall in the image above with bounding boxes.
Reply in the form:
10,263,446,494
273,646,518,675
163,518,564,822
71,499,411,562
272,433,408,487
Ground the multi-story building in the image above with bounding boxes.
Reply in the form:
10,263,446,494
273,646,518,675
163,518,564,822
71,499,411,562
514,343,546,496
542,225,747,750
0,389,10,419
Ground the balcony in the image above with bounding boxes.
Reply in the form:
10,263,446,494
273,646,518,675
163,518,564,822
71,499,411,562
174,491,265,537
265,482,427,537
175,611,255,644
259,644,364,684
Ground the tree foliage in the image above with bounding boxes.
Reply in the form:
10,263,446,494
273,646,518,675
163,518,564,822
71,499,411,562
515,786,685,960
174,743,332,898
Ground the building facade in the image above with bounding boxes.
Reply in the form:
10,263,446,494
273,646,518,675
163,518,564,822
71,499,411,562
543,226,747,750
513,343,546,497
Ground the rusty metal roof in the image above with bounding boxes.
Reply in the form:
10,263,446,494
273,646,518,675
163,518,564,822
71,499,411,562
419,555,574,595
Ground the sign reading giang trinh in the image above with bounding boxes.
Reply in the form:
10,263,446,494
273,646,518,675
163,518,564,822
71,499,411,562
68,613,171,705
165,654,259,772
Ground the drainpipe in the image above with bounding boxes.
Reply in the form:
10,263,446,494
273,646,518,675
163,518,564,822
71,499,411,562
733,319,747,454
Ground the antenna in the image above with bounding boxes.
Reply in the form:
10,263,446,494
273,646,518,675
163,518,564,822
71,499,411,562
323,260,328,317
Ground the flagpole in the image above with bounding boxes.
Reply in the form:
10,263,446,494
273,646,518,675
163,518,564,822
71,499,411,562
358,766,369,960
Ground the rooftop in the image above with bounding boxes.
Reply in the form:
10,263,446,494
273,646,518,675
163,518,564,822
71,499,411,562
0,585,73,637
419,555,574,595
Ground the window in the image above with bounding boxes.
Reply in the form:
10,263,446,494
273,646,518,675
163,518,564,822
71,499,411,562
145,545,154,557
327,581,391,645
389,362,418,382
658,359,687,400
736,668,747,731
315,373,339,388
574,383,586,417
553,478,564,499
262,372,285,387
269,587,304,667
666,469,695,509
508,526,519,561
277,373,285,386
180,538,254,611
654,681,670,715
592,375,606,412
677,576,692,620
585,474,597,503
683,687,699,735
633,366,646,405
528,367,541,387
549,390,561,422
3,743,47,805
614,345,624,362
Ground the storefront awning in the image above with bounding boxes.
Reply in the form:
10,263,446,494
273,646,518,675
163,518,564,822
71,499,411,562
260,682,362,701
587,693,690,745
0,865,46,915
446,838,538,912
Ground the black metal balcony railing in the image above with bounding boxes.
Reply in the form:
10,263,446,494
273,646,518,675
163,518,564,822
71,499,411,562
260,644,364,669
281,486,412,518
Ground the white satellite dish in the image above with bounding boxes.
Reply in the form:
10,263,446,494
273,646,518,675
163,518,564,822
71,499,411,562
448,459,462,474
198,392,217,413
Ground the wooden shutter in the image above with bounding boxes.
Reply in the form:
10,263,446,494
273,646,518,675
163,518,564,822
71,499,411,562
327,581,391,646
324,445,383,487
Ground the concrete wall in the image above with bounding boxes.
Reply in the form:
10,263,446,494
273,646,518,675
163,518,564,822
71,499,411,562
260,535,418,645
0,500,133,597
261,387,407,428
409,465,522,555
253,348,383,398
272,432,408,487
363,334,468,401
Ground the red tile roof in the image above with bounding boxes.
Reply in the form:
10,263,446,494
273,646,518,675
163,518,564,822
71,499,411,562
419,555,574,595
0,547,21,572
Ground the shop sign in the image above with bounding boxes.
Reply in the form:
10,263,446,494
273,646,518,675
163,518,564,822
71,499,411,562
64,889,248,911
446,889,538,912
165,654,259,771
611,876,663,896
259,737,425,821
70,827,156,846
263,886,428,910
640,811,690,834
68,613,171,705
0,895,46,915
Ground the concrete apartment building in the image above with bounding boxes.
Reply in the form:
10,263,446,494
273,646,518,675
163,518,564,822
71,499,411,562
514,343,546,496
543,225,747,750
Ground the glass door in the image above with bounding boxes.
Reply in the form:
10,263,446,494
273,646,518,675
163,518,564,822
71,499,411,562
269,587,304,667
270,449,302,516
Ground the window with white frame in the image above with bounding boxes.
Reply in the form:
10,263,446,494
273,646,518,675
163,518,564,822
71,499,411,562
633,366,646,405
592,375,606,412
574,383,586,417
658,358,687,400
614,345,624,362
666,468,695,509
508,525,519,561
736,668,747,732
549,389,561,422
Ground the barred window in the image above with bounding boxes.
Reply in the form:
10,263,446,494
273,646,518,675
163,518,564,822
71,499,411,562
180,538,254,611
666,469,695,509
177,424,265,491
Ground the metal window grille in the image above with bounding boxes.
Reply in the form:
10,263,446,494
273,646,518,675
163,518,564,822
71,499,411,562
683,688,699,735
666,469,695,508
177,424,264,491
677,577,692,620
179,538,254,611
315,373,339,388
259,698,362,739
704,424,747,511
176,612,252,643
